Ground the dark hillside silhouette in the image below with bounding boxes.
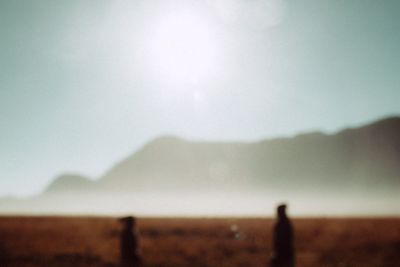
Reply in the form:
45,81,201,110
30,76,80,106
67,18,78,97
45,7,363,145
97,116,400,193
0,116,399,213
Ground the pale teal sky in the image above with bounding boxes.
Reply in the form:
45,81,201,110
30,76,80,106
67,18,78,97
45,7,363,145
1,0,400,196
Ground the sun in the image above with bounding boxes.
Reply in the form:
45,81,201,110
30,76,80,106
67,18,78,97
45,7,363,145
146,9,219,85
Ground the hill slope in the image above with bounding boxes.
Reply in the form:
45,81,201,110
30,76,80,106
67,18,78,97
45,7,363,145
91,117,400,195
1,117,399,215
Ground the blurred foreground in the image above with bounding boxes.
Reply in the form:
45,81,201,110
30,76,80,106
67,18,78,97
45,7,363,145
0,216,399,267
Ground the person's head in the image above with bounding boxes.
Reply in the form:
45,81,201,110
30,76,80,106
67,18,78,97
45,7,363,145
119,216,136,229
277,204,287,219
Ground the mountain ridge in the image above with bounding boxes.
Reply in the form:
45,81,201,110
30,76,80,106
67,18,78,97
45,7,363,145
45,116,400,194
1,116,399,215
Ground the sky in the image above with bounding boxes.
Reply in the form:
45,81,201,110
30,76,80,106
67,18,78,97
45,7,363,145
1,0,400,197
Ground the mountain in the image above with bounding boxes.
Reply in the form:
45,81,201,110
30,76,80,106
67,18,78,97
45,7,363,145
1,117,400,215
89,117,400,194
44,174,94,195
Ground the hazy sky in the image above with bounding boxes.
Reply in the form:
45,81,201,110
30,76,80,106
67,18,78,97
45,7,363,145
1,0,400,196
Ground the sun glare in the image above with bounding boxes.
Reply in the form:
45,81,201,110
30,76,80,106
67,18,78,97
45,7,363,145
147,9,219,85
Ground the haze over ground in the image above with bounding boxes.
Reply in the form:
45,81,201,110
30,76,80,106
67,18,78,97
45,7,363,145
1,0,400,202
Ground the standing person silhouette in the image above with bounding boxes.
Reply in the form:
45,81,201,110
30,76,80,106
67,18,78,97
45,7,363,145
270,204,295,267
119,216,141,267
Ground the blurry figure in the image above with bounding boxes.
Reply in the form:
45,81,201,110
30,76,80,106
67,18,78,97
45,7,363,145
270,204,295,267
119,216,141,267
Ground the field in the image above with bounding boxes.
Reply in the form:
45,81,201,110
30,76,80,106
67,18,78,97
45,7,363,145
0,216,399,267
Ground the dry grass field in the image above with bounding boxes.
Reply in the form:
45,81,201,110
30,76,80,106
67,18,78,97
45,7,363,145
0,216,399,267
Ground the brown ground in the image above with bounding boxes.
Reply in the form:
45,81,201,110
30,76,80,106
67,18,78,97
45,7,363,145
0,216,399,267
